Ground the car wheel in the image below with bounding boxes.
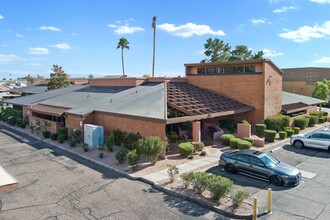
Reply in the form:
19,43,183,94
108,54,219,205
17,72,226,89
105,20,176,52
225,164,236,174
270,175,284,186
293,140,304,149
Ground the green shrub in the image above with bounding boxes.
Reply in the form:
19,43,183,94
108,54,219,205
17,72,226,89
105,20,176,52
178,142,194,157
191,172,209,195
181,172,195,189
279,131,287,139
72,129,81,143
7,116,17,126
200,149,207,156
97,145,105,151
304,117,310,129
207,175,233,201
310,111,323,117
50,133,58,141
19,123,26,129
255,124,266,137
241,119,249,124
82,144,89,152
57,134,65,143
321,111,328,117
293,127,300,134
42,130,51,138
264,114,290,132
232,189,250,207
123,132,141,151
220,134,235,146
167,164,179,183
285,129,294,137
98,152,104,159
105,133,115,152
230,138,241,149
242,137,254,145
139,136,165,164
237,140,252,150
191,142,205,152
58,127,68,140
306,115,318,127
0,108,22,123
169,133,179,143
319,117,327,123
294,118,306,130
17,118,23,127
127,149,140,170
264,130,277,143
115,148,129,164
113,129,127,145
69,138,77,147
219,119,236,133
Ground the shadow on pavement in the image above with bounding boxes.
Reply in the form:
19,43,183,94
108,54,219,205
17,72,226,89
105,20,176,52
283,144,330,158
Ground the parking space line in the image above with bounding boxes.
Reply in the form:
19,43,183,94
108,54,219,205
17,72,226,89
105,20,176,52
300,169,317,179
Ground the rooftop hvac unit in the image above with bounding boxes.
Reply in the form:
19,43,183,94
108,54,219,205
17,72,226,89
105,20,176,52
84,124,104,149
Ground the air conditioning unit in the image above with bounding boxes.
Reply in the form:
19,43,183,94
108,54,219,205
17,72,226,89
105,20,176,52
84,124,104,149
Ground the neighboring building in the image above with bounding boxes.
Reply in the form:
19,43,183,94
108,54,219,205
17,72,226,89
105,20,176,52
282,67,330,96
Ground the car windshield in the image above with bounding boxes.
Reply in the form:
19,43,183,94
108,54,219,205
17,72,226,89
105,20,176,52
259,154,280,167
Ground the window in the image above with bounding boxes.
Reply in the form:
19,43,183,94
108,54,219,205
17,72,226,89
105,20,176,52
197,68,206,74
249,156,264,167
236,66,244,74
216,67,225,74
237,154,249,163
245,65,256,73
206,68,216,74
225,67,235,74
311,133,322,139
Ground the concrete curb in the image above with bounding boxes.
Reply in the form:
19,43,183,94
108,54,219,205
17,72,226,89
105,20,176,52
0,122,254,219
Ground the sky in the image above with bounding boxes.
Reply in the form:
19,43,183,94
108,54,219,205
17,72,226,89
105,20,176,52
1,0,330,79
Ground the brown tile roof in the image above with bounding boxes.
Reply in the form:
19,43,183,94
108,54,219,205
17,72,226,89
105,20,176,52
31,104,71,116
167,82,254,117
0,85,10,91
281,102,309,114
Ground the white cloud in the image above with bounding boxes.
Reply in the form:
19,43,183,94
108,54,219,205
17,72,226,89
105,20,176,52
28,47,49,55
315,56,330,63
263,49,284,56
0,54,20,64
279,20,330,42
39,26,61,32
0,14,4,20
250,18,271,25
26,63,41,66
50,43,71,50
273,6,296,13
16,33,24,38
195,50,205,55
310,0,330,3
108,24,144,34
157,23,225,37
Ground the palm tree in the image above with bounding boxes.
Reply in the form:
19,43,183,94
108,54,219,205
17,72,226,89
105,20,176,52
116,37,129,76
152,16,157,78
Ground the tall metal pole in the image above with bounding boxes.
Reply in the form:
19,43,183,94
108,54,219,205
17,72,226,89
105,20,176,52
152,16,157,78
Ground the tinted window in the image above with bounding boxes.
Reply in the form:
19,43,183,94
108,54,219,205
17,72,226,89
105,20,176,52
245,65,256,73
206,68,216,74
225,67,235,74
237,154,249,163
249,156,264,167
236,66,244,73
321,134,330,139
197,68,206,74
216,67,225,74
311,133,322,138
260,154,280,166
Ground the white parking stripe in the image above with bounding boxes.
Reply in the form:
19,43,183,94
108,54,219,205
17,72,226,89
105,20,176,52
300,170,317,179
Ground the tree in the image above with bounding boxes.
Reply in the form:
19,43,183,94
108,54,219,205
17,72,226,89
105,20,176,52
203,38,231,62
116,37,129,76
252,50,264,59
47,65,70,90
229,45,252,61
312,79,329,102
152,16,157,78
88,74,94,79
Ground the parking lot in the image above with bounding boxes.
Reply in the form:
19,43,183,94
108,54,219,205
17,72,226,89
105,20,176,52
208,142,330,219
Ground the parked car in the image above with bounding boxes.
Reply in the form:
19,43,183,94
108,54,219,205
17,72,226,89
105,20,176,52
290,130,330,151
219,150,301,186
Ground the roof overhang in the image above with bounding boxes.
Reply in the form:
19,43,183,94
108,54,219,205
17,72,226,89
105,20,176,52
281,102,310,114
30,104,70,117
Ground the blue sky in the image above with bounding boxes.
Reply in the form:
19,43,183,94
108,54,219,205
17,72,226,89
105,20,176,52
1,0,330,79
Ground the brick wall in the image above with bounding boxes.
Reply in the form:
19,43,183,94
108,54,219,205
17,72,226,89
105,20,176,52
66,113,95,138
283,81,315,96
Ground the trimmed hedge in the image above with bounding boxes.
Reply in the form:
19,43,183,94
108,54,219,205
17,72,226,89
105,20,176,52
321,111,328,117
265,130,277,143
220,134,235,146
50,133,58,141
306,115,318,127
293,127,300,134
285,128,294,137
57,134,65,143
319,117,327,123
237,140,252,150
43,130,51,138
264,114,290,132
310,111,323,117
191,142,205,151
178,142,194,157
58,127,68,140
255,124,266,137
230,138,241,149
279,131,287,139
294,118,310,130
242,137,254,145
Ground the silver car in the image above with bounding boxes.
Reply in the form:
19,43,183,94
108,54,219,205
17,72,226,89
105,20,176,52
219,150,301,186
290,130,330,151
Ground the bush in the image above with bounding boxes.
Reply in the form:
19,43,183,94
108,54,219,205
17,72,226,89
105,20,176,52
304,117,310,129
98,152,104,159
191,142,205,152
207,175,233,201
232,189,250,208
200,148,207,156
50,133,58,141
169,132,179,143
181,172,195,189
220,134,235,146
115,148,129,164
123,132,141,151
113,129,127,145
58,127,68,140
17,118,23,127
279,131,287,139
237,140,252,150
139,136,164,164
19,123,26,129
97,145,105,151
285,129,294,137
241,119,249,124
69,138,77,147
264,114,290,132
219,119,236,133
72,129,81,143
242,137,254,145
310,111,323,117
127,149,140,170
264,130,277,143
191,172,209,195
57,134,65,143
319,117,327,123
306,115,318,127
178,142,194,157
105,133,115,152
43,130,51,138
255,124,266,137
230,138,241,149
294,118,305,130
321,111,328,117
7,116,17,126
167,165,179,183
293,127,300,134
82,144,89,152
